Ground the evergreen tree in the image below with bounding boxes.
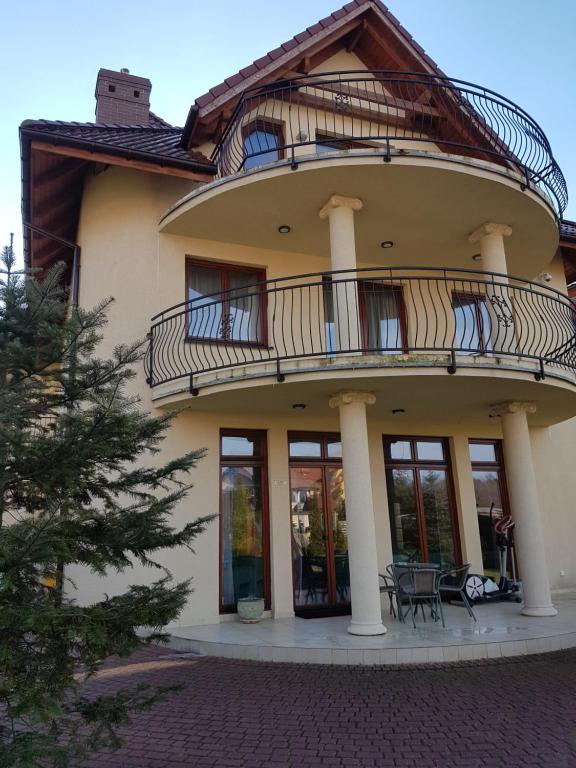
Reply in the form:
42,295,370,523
0,241,212,767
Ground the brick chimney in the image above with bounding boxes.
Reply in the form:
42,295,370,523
95,68,152,125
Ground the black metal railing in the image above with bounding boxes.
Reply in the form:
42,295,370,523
213,71,567,217
145,268,576,391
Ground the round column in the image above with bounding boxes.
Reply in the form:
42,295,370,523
319,195,363,353
329,391,386,635
491,401,557,617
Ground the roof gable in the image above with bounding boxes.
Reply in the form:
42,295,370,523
186,0,446,146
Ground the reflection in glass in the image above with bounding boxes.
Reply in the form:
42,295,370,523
244,129,280,169
453,293,492,353
221,466,264,607
472,469,508,577
327,467,349,603
469,442,497,463
228,271,260,342
291,468,328,607
386,468,422,563
326,440,342,459
188,266,222,338
416,441,444,461
221,434,259,457
386,440,412,461
289,440,322,458
420,468,456,569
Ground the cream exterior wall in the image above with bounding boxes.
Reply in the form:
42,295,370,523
67,159,576,628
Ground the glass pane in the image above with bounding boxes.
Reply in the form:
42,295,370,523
453,293,491,353
385,440,412,461
326,439,342,459
416,441,444,461
386,468,422,563
221,466,264,607
229,271,261,342
188,266,222,338
327,467,349,604
221,434,260,457
419,468,457,570
289,440,322,458
469,442,497,463
472,469,510,578
290,468,328,607
323,280,336,354
244,129,280,169
363,284,403,352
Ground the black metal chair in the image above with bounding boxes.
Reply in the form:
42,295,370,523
395,567,445,629
439,563,477,621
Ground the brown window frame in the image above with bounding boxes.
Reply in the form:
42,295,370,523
241,119,285,169
219,428,271,614
185,257,268,347
315,131,376,151
383,435,462,567
359,281,409,353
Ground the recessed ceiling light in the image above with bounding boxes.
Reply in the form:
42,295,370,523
278,225,291,234
472,253,482,261
391,408,405,415
381,240,394,249
292,403,306,410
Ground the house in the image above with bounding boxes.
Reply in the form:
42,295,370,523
20,0,576,637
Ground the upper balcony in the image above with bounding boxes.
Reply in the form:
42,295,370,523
146,266,576,425
160,71,567,277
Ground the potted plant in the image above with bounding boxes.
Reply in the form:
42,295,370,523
237,595,265,623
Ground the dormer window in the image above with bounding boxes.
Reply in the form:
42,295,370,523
242,120,284,170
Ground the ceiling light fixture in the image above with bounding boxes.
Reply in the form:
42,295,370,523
278,225,291,234
381,240,394,249
292,403,307,410
391,408,405,415
472,253,482,261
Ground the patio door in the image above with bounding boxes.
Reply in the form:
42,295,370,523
383,437,461,570
289,433,350,616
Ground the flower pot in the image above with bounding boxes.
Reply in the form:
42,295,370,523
237,597,265,623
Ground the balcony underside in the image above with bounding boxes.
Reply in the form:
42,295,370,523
160,155,559,279
151,358,576,427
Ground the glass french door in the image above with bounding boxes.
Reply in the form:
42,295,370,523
289,434,350,615
384,437,461,570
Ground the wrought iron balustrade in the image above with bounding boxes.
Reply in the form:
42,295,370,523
213,70,567,217
146,268,576,391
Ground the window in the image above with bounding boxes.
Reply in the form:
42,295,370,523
322,277,407,353
469,440,512,578
242,121,284,170
186,258,266,344
220,430,270,612
315,132,372,153
452,292,492,353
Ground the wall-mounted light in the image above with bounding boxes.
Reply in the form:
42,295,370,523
292,403,306,410
278,225,291,234
381,240,394,249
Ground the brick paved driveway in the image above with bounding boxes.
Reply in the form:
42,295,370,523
85,646,576,768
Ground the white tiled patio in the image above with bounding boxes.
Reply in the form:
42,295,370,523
167,593,576,665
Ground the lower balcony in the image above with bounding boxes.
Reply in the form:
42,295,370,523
146,267,576,421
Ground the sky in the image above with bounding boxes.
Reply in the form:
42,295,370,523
2,0,576,260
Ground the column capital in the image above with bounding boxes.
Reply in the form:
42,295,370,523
468,222,513,244
319,195,363,220
490,400,537,418
329,390,376,409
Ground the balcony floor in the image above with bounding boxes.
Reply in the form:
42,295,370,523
168,593,576,666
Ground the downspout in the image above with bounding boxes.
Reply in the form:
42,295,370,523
22,223,81,308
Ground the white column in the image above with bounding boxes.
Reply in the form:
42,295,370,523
329,391,386,635
469,222,515,352
319,195,363,353
491,401,557,617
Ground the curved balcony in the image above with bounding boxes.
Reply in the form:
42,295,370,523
146,268,576,401
213,70,567,217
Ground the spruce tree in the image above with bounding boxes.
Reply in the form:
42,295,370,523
0,240,212,767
